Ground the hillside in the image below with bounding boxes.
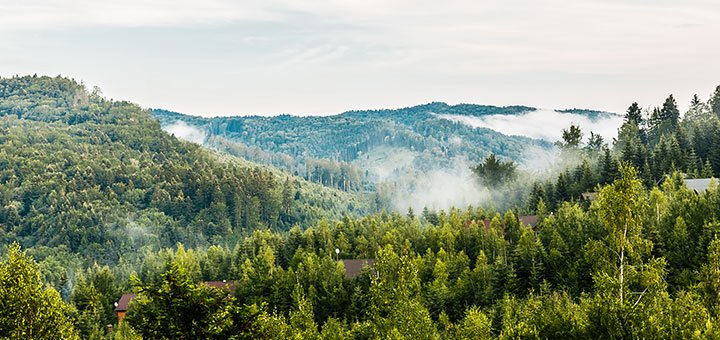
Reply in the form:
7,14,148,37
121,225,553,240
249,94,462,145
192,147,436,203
152,104,556,187
0,75,374,265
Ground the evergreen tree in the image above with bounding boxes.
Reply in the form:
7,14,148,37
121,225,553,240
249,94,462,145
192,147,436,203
661,94,681,128
558,124,583,149
709,85,720,118
625,102,643,126
471,154,517,187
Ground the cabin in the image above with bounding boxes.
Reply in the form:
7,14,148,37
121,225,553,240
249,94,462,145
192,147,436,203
113,293,135,324
581,192,598,201
519,215,538,228
113,281,237,324
339,259,377,279
684,178,716,194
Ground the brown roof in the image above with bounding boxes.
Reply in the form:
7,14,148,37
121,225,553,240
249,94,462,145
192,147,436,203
340,259,376,279
114,293,136,312
519,215,538,227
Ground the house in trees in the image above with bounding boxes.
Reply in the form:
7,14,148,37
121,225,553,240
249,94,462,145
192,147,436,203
339,259,377,279
684,178,716,194
519,215,538,227
581,192,598,201
113,281,237,324
114,293,136,324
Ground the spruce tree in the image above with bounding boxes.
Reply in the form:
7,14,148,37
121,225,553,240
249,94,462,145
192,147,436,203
625,102,643,125
709,85,720,117
661,94,681,128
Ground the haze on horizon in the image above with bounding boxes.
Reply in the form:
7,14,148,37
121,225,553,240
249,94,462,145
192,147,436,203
2,0,719,117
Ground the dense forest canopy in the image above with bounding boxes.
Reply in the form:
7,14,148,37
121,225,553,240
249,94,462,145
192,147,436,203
3,75,720,339
0,75,375,266
152,104,558,192
153,103,618,214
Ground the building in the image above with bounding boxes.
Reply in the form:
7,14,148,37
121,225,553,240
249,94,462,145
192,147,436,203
114,293,135,324
684,178,716,194
113,281,237,324
339,259,376,279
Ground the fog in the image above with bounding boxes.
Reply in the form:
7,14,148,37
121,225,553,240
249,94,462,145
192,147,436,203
436,109,624,143
386,158,491,213
163,120,207,144
518,145,560,173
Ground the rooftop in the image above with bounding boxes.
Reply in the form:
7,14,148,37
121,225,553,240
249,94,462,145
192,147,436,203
114,293,136,312
684,178,716,194
340,259,376,279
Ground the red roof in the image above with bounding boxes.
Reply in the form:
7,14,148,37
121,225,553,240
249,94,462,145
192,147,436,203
114,293,136,312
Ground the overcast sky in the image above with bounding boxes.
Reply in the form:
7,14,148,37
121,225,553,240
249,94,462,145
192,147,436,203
2,0,719,116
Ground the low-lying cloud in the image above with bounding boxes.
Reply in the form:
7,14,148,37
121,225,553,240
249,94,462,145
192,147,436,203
387,158,490,213
163,120,207,145
437,109,624,144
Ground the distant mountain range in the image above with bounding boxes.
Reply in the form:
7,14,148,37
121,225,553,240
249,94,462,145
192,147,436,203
152,103,616,191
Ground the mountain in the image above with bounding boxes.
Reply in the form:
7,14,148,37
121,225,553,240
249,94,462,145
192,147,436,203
0,75,374,264
152,104,566,192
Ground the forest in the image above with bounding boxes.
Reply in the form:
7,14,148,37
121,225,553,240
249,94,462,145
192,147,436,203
2,75,720,339
152,103,554,192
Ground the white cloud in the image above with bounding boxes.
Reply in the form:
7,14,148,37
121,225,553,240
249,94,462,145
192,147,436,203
436,110,624,144
2,0,719,116
389,158,490,213
162,121,207,144
0,1,281,30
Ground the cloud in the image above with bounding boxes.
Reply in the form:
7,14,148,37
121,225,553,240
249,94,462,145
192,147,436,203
387,158,491,213
436,109,624,144
2,1,719,116
163,120,207,144
0,1,282,30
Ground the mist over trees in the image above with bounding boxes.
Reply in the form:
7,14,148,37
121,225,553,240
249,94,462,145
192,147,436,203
3,75,720,338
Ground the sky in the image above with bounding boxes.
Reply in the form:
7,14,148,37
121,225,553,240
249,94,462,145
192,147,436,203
2,0,720,117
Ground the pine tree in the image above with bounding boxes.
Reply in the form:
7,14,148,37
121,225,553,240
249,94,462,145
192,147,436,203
698,237,720,316
691,94,702,107
560,124,583,148
625,102,643,125
709,85,720,118
702,159,714,178
661,94,681,128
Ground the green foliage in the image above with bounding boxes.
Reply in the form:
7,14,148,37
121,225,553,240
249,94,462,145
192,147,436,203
471,153,518,187
0,75,373,269
0,243,79,339
5,75,720,338
125,259,264,339
559,124,584,148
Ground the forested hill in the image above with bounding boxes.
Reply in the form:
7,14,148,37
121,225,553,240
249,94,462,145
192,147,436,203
152,104,568,189
0,75,374,264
